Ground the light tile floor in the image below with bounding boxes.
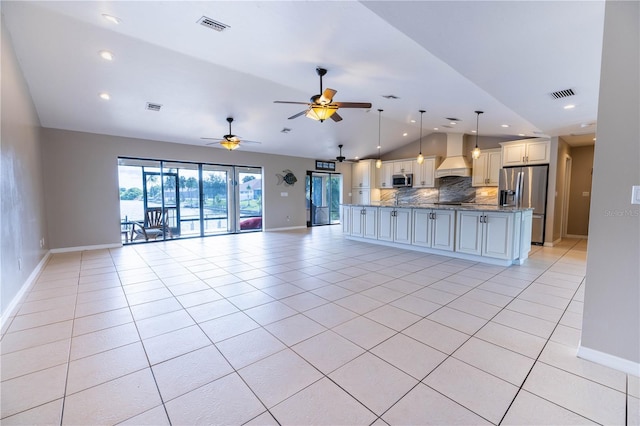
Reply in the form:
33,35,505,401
1,226,638,425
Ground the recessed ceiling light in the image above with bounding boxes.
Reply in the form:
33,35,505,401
376,145,381,149
410,119,416,123
102,14,121,24
355,156,360,160
501,124,510,128
564,104,576,109
433,127,439,131
99,50,114,61
518,133,525,137
402,132,408,137
99,92,110,100
450,122,456,125
471,130,477,133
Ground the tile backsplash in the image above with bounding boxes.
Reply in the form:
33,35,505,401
379,176,498,205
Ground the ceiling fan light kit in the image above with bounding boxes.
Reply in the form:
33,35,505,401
201,117,261,151
274,67,371,123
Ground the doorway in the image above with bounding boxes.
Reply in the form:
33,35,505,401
561,155,572,238
306,171,342,227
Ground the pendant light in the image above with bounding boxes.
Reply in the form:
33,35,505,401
416,110,426,164
472,110,484,160
376,109,383,169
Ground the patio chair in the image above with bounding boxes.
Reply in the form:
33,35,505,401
131,207,171,241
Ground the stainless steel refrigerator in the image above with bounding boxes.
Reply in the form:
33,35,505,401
499,165,549,245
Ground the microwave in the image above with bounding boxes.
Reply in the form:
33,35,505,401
392,174,413,188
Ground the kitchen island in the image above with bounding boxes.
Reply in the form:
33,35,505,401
341,203,533,266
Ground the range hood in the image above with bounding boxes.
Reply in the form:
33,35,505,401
435,133,472,178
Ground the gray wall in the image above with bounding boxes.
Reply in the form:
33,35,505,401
581,0,640,365
41,129,320,249
567,146,594,236
0,17,49,316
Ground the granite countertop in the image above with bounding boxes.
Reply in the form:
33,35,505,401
344,202,533,212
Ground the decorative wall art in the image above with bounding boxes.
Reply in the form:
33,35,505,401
276,169,297,186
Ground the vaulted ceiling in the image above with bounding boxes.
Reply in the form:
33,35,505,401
3,1,603,160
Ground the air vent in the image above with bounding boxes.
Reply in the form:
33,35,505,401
146,102,162,112
197,16,230,32
550,88,575,99
382,95,399,99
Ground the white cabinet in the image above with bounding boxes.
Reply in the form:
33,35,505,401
379,207,412,244
352,160,373,188
378,162,394,189
350,206,378,239
392,160,413,175
456,211,514,259
413,156,439,188
412,209,455,251
352,159,379,204
501,139,550,166
472,149,501,187
341,205,351,234
352,188,370,206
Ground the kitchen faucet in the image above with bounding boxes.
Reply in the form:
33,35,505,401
395,191,400,206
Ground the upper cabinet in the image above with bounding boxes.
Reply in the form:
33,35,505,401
472,149,501,187
352,159,375,188
413,156,439,188
392,160,413,175
378,162,394,189
500,139,551,166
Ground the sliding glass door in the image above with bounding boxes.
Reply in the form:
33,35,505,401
306,171,342,227
117,158,262,243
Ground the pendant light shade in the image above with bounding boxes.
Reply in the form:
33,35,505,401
472,110,484,160
417,110,426,164
376,109,383,168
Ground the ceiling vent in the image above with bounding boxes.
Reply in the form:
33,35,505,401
146,102,162,112
550,88,575,99
197,16,230,32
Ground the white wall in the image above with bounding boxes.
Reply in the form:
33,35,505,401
0,16,49,318
580,0,640,370
41,128,322,249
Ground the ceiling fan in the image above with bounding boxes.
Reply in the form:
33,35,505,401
201,117,261,151
274,67,372,122
335,144,357,163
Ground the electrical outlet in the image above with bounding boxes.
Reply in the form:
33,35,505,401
632,186,640,205
286,215,290,222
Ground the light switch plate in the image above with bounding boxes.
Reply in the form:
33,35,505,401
632,186,640,205
280,192,288,197
582,191,590,197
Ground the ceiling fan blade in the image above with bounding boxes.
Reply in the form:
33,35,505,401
330,112,343,122
333,102,372,109
288,110,308,120
240,140,262,145
274,101,311,105
319,88,337,104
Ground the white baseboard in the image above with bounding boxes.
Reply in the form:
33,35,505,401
544,238,562,247
265,226,307,232
577,344,640,377
50,242,122,253
565,234,588,239
1,251,51,332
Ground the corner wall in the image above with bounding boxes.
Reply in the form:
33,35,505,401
580,0,640,371
0,16,49,318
